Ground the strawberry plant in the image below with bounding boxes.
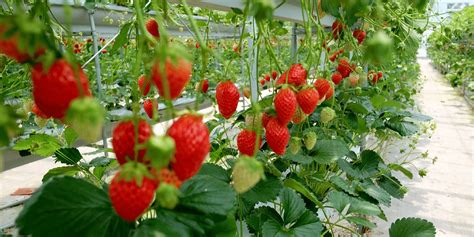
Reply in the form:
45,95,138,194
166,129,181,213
0,0,439,236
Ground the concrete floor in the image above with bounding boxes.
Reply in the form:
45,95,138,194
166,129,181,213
372,59,474,236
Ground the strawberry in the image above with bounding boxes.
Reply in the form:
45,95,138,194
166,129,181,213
368,71,380,84
296,87,319,115
216,81,239,119
200,79,209,93
151,57,192,100
353,29,366,44
303,130,317,150
265,118,290,155
275,64,307,87
329,53,337,62
289,137,302,155
262,112,271,128
32,59,91,119
155,168,182,188
243,87,251,99
271,71,278,80
313,78,334,100
331,72,344,85
155,182,180,209
331,20,344,39
109,169,157,221
138,75,151,96
337,59,352,78
144,99,158,119
232,156,264,193
65,97,105,143
377,71,383,79
265,74,271,82
112,119,152,165
0,23,43,63
32,103,49,119
145,18,160,38
292,106,307,124
195,42,200,49
167,114,210,181
349,75,359,87
237,129,262,157
274,88,297,124
320,107,336,124
260,79,266,86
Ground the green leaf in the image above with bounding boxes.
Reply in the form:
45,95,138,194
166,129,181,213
389,163,413,179
346,216,376,229
346,103,369,114
247,207,282,234
386,120,419,136
41,166,81,182
54,148,82,165
16,176,132,237
321,0,341,17
283,178,321,206
212,215,237,237
312,140,349,164
389,217,436,237
338,150,382,179
89,157,114,167
378,176,406,199
230,7,243,14
329,176,357,196
261,211,323,237
13,134,61,157
408,112,432,121
63,127,78,147
135,210,211,237
241,175,283,205
360,181,392,206
370,95,386,109
110,22,132,53
196,163,230,183
283,153,313,164
179,175,236,216
280,188,307,224
327,191,381,216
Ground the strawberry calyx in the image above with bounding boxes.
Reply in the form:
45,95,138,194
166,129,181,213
118,162,154,186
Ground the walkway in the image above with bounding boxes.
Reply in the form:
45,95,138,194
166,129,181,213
373,58,474,236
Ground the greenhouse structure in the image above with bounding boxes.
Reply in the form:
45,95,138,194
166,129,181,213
0,0,472,236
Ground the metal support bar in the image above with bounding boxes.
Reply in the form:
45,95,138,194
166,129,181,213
248,17,258,103
88,10,108,157
291,23,298,63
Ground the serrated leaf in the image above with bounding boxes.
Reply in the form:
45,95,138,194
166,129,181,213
329,176,357,196
283,154,313,164
42,166,81,182
389,163,413,179
89,157,114,167
321,0,341,17
110,22,132,53
386,120,419,136
230,7,243,14
196,163,230,183
280,188,306,224
327,191,381,216
54,148,82,165
338,150,382,179
63,127,78,147
346,103,369,114
247,207,282,234
284,178,321,206
346,216,376,229
261,211,322,237
13,134,61,157
360,181,392,206
378,176,406,199
389,217,436,237
179,175,236,216
312,140,349,164
16,176,132,237
241,175,283,205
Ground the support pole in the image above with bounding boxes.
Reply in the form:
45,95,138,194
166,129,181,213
291,23,298,63
88,10,108,157
248,17,258,103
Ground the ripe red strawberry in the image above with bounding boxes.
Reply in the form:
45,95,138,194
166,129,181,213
296,87,319,114
262,112,271,128
331,72,344,85
237,129,262,157
151,57,192,100
329,53,337,62
353,29,366,44
143,99,157,119
265,118,290,155
377,71,383,79
314,78,334,100
154,168,182,188
167,114,210,181
145,18,160,38
274,88,297,124
337,59,352,78
271,71,278,80
275,64,307,87
138,75,151,96
109,172,157,221
200,79,209,93
260,79,266,86
32,103,49,119
0,23,44,63
332,20,344,39
32,59,91,119
216,81,239,119
292,106,307,124
265,74,271,82
195,42,200,49
112,120,152,165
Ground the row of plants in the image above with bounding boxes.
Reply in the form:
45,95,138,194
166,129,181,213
427,5,474,103
0,0,437,236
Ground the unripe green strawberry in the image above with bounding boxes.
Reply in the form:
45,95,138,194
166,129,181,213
146,135,175,169
289,137,302,155
232,156,264,193
320,107,336,124
65,97,105,143
303,131,317,150
155,183,179,209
